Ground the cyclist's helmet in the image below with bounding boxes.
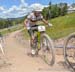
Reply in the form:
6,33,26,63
32,4,43,12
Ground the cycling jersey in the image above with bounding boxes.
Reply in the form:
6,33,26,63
26,12,43,27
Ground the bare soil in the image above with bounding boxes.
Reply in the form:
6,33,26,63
0,30,71,72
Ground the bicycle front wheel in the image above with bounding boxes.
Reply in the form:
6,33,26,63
64,33,75,71
40,33,55,66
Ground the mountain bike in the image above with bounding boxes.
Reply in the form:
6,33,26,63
29,25,55,65
64,32,75,71
0,36,5,55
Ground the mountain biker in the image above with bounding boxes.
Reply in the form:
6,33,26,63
24,5,53,56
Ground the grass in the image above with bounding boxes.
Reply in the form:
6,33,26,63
21,29,29,39
48,12,75,39
0,24,24,35
21,12,75,40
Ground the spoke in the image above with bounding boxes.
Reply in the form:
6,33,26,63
66,37,75,67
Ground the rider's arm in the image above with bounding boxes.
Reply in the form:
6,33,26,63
24,19,28,27
42,18,53,27
39,14,48,25
24,13,32,28
24,18,31,30
42,18,49,25
40,14,52,26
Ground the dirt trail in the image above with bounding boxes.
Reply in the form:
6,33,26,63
0,30,71,72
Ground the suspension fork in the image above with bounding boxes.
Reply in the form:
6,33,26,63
40,31,45,49
40,31,45,38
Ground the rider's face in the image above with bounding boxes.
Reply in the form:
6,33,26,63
34,11,41,16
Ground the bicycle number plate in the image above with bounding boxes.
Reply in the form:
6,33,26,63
38,26,46,32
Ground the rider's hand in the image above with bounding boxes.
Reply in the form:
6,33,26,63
48,23,53,27
27,27,30,30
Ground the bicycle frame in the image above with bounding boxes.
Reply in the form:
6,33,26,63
32,25,46,50
29,25,55,65
33,29,45,49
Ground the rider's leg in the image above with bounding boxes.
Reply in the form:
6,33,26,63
27,25,38,56
28,30,34,47
28,29,36,55
28,27,38,48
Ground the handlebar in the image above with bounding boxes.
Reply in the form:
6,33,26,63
26,24,53,30
30,25,51,30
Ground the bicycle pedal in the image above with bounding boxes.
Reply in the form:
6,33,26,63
27,52,34,57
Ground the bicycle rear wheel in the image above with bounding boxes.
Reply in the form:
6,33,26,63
64,33,75,71
40,33,55,65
